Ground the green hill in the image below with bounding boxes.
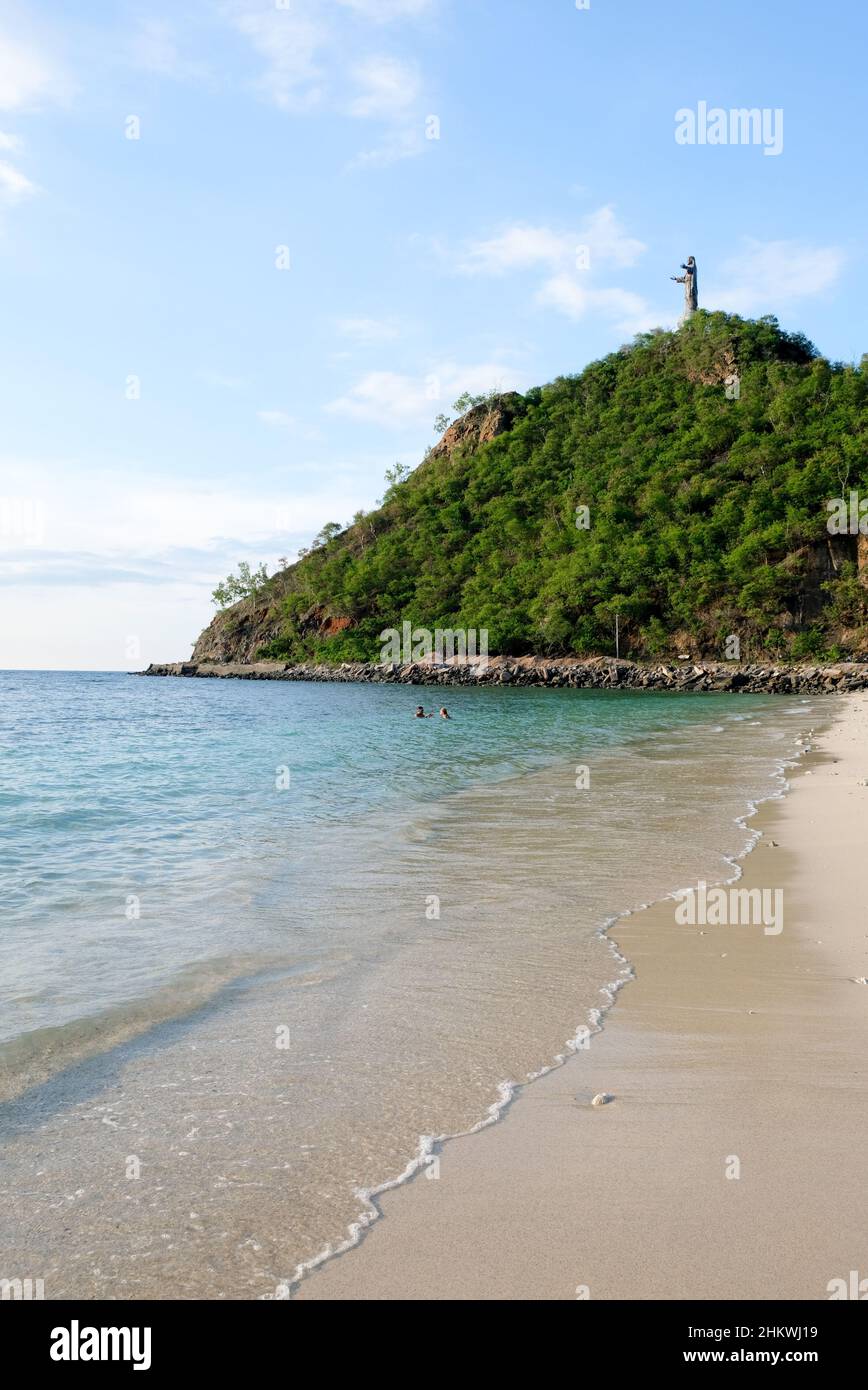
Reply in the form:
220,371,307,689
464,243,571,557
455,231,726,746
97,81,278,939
194,312,868,665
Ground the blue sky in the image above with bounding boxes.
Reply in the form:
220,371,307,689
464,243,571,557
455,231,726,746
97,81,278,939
0,0,864,668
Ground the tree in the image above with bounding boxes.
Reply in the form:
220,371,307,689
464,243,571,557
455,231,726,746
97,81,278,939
452,390,489,413
436,391,498,437
384,462,411,489
212,561,270,609
312,522,343,549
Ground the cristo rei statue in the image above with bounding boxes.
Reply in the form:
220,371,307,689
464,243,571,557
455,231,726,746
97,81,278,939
671,256,698,321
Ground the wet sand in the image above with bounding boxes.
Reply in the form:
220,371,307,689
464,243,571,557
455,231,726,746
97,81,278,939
296,694,868,1300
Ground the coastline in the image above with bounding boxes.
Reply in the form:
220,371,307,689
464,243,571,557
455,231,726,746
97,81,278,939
138,657,868,696
294,692,868,1301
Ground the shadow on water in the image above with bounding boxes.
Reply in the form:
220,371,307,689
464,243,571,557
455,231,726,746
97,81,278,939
0,962,306,1142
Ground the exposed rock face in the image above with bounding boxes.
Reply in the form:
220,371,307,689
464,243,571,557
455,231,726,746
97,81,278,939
299,607,352,638
427,393,525,462
684,345,737,387
788,535,858,621
191,599,355,663
139,656,868,695
191,602,283,664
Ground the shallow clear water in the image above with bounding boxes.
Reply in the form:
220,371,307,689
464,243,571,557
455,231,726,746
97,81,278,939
0,672,821,1296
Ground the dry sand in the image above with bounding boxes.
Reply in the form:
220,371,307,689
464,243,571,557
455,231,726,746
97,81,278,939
296,694,868,1300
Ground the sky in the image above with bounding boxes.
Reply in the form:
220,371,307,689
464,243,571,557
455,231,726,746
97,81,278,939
0,0,864,670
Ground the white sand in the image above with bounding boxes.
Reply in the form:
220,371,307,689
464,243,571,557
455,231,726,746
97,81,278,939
296,694,868,1300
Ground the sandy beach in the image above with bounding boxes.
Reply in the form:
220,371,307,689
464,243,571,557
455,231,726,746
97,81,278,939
296,693,868,1301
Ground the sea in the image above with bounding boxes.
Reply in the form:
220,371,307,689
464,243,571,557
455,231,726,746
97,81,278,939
0,670,821,1297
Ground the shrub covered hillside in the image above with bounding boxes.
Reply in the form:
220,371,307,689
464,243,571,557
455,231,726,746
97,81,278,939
195,312,868,665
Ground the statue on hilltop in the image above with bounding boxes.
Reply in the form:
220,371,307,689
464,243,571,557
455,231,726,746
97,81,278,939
671,256,698,322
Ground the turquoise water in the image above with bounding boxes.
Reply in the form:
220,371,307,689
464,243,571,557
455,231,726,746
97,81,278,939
0,672,821,1296
0,670,789,1049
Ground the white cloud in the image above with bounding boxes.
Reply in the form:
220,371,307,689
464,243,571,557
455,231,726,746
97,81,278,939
457,206,651,332
0,156,36,203
0,456,368,580
329,370,428,427
535,275,590,318
0,26,66,223
537,276,649,325
709,238,845,314
616,307,672,336
328,361,526,429
337,317,401,344
348,55,419,118
458,227,841,326
0,26,66,111
227,1,432,167
344,55,425,166
229,2,327,112
460,206,646,276
228,2,428,115
348,124,425,169
460,225,570,276
579,205,646,268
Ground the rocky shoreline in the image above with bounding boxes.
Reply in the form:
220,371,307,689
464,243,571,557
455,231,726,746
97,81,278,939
138,656,868,694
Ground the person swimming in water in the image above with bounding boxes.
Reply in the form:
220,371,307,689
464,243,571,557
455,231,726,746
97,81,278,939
414,705,432,718
439,707,451,719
